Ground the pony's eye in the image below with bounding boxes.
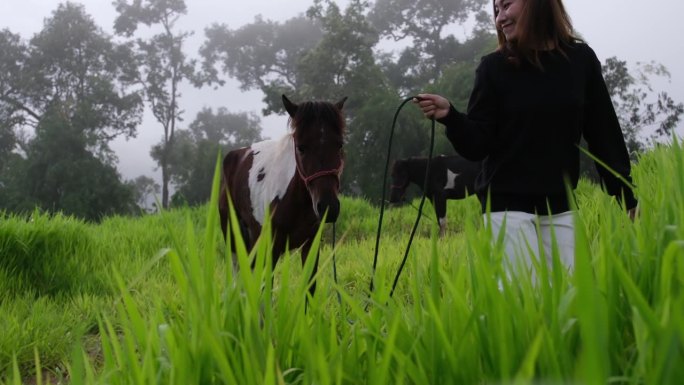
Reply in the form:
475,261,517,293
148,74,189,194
297,144,307,153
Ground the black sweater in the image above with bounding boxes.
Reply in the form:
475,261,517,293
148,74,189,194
439,42,638,215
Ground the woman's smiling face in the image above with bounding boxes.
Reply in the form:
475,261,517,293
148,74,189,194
494,0,524,42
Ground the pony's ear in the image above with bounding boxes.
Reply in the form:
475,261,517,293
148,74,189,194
335,96,348,111
282,94,298,118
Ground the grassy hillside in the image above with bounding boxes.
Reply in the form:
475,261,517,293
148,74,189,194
1,142,683,384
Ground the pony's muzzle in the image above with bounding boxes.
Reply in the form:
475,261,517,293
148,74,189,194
316,198,340,223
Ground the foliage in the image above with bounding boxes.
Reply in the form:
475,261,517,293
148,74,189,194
3,142,684,384
300,0,382,101
0,204,208,376
0,212,98,297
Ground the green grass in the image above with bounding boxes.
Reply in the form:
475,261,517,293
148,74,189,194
1,142,684,384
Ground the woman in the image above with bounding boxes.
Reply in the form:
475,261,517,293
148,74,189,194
414,0,637,272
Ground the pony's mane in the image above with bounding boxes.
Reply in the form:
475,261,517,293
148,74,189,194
288,101,345,135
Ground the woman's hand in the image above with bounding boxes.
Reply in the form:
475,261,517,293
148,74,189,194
414,94,451,120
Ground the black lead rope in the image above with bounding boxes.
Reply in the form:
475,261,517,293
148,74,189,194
332,222,341,305
369,96,436,299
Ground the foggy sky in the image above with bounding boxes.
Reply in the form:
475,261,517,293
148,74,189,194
1,0,682,183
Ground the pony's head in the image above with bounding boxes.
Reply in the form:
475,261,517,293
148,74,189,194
389,159,409,204
283,94,347,223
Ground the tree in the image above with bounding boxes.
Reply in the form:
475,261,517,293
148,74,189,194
0,5,142,157
602,57,683,158
129,175,160,213
0,3,143,220
3,106,137,220
114,0,213,208
201,14,324,115
369,0,490,92
1,4,142,157
152,107,264,206
0,30,25,170
0,153,34,214
0,117,16,172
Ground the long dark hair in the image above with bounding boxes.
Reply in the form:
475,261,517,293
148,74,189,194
493,0,581,69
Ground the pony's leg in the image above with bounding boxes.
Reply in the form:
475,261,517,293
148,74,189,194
238,220,255,271
432,192,448,237
229,219,255,274
300,243,319,312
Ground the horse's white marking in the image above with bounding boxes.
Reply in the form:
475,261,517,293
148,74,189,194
445,170,459,189
248,134,296,225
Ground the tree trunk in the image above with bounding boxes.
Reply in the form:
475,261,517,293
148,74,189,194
161,163,169,209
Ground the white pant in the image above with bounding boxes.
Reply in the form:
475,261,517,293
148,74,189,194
485,211,575,276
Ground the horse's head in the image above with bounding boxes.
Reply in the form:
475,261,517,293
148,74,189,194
389,159,409,204
283,94,347,223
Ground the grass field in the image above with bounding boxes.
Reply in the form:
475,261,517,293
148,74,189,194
1,142,683,384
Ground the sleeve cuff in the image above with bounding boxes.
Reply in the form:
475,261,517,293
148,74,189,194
436,104,463,128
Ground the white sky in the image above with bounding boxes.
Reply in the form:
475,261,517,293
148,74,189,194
1,0,683,182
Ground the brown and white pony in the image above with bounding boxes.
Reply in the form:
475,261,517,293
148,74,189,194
219,94,347,296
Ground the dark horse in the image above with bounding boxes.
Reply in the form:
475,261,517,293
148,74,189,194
389,154,480,236
219,94,347,296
